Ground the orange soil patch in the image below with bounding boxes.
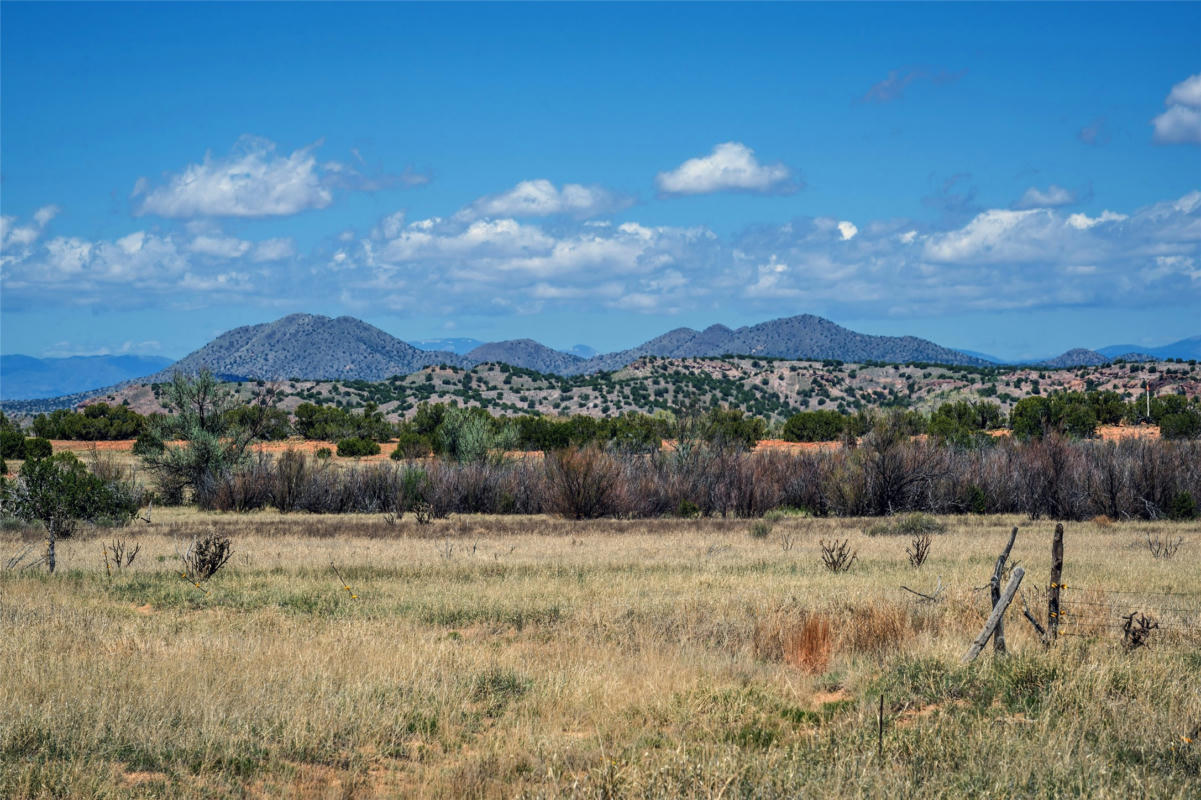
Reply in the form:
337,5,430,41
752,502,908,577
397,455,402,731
987,425,1161,441
811,689,849,707
1097,424,1160,441
50,439,136,452
754,438,842,453
119,770,169,788
249,438,397,462
895,699,969,728
57,427,1163,461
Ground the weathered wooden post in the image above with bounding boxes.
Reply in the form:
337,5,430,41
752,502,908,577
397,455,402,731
962,567,1025,664
990,526,1019,654
1047,523,1064,642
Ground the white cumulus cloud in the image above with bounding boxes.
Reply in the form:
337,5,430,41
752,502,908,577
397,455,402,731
1166,73,1201,109
1,204,60,255
655,142,797,196
459,179,632,220
1152,73,1201,145
1015,185,1076,209
134,136,335,218
189,234,252,259
1067,210,1127,230
251,238,296,262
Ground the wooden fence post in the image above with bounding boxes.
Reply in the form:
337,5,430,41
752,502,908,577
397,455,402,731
962,567,1025,664
990,526,1019,654
1048,523,1064,643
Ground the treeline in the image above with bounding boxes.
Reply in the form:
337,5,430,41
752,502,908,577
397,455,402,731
779,392,1201,443
12,388,1201,448
195,434,1201,523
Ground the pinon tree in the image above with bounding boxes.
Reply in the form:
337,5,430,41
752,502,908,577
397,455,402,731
139,370,267,505
5,452,139,573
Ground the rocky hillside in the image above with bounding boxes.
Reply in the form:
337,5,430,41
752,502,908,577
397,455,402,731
570,314,988,373
146,314,471,382
74,355,1201,424
465,339,584,374
1039,348,1111,368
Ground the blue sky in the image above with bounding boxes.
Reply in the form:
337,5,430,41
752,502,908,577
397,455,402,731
2,2,1199,362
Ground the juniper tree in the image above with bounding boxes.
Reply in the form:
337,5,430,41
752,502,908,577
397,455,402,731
5,452,138,573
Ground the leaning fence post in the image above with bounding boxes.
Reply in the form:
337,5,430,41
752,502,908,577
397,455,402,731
990,526,1019,654
1048,523,1064,643
962,567,1025,664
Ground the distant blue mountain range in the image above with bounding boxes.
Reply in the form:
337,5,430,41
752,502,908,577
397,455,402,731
410,338,597,359
1095,336,1201,361
0,354,175,401
955,335,1200,366
408,338,486,355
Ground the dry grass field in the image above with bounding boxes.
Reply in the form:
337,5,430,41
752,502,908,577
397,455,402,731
2,511,1199,798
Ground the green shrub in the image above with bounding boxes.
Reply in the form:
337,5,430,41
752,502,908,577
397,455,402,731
782,410,846,442
336,437,380,458
315,447,332,460
674,499,700,518
962,484,989,514
1167,491,1197,521
23,437,53,459
1159,411,1201,440
750,520,772,539
391,430,433,460
0,429,26,459
131,431,165,456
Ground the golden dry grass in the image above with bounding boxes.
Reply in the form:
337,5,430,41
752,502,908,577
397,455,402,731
2,511,1199,798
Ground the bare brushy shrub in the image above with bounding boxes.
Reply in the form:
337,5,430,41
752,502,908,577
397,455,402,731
272,448,308,512
820,538,857,573
1121,612,1159,650
183,531,232,581
1145,530,1183,560
907,532,932,568
178,438,1201,522
544,446,621,519
103,537,139,572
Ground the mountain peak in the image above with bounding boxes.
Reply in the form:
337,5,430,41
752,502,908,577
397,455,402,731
145,314,471,382
466,339,583,373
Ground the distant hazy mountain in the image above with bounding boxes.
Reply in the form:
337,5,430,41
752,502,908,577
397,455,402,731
567,314,989,374
567,344,597,358
1097,335,1201,361
146,314,472,382
1037,348,1111,368
954,349,1004,364
0,354,174,401
409,337,486,355
466,339,584,373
